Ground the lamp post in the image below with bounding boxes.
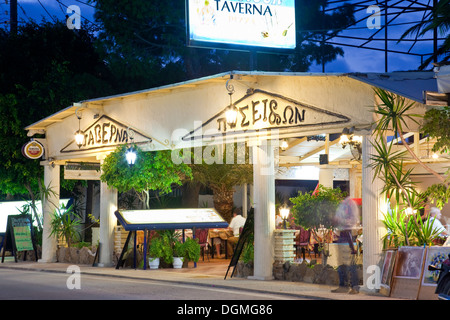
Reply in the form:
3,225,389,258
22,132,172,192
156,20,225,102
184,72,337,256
279,207,290,230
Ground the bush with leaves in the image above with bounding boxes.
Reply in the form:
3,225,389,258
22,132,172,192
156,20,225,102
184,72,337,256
100,144,192,209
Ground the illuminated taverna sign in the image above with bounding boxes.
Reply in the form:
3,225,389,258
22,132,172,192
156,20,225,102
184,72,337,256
61,115,152,153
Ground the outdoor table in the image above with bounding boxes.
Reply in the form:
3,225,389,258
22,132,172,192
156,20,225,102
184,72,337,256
114,208,228,269
208,228,233,258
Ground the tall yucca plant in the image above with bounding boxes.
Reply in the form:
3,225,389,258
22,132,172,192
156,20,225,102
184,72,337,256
369,136,416,208
372,88,445,247
373,88,447,186
381,207,414,248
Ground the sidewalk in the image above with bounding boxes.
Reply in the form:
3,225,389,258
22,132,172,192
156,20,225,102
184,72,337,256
0,258,401,300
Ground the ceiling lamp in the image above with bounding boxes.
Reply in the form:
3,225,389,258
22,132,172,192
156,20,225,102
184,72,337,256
340,126,362,160
280,139,289,151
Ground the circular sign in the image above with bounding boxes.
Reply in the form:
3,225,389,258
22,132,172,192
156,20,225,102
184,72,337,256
22,141,44,159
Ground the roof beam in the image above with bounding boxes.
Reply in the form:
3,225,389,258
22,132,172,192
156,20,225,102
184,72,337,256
298,138,340,162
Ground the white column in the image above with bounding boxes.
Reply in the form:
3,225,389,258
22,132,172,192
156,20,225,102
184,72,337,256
250,140,275,280
319,167,334,188
40,163,60,263
242,184,248,218
361,134,386,291
98,167,118,267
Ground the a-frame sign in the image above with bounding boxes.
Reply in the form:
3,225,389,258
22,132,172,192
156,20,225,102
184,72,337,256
1,214,38,263
224,208,254,280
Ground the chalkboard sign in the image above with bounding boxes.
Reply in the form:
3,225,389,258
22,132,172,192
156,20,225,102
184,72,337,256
1,214,38,263
224,208,254,280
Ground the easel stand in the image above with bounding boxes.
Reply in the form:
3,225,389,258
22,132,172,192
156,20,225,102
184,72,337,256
115,229,150,270
1,214,38,263
225,209,254,280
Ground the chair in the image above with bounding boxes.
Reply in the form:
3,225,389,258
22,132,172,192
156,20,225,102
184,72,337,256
195,228,210,261
295,227,311,260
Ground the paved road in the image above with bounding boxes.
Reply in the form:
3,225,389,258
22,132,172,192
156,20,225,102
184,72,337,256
0,268,300,300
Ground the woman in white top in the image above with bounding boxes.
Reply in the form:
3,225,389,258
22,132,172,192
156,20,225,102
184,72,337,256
429,207,449,237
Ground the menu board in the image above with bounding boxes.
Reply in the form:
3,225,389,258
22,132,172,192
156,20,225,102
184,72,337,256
1,214,37,262
11,216,34,251
115,208,228,231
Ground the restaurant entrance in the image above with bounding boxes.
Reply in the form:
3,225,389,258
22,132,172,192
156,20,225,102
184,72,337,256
25,70,443,291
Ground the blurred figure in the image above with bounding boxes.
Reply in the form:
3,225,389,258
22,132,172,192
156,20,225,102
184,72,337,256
334,197,360,254
332,197,360,294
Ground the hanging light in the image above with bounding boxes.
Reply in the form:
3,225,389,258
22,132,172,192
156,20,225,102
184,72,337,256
74,107,84,148
225,104,238,127
225,77,238,127
125,127,137,167
125,147,137,166
279,206,290,229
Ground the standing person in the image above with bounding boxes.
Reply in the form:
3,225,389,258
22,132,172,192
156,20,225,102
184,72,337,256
227,209,246,257
334,197,360,254
332,197,360,294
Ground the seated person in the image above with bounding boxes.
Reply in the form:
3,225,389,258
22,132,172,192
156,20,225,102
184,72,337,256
429,207,449,237
226,209,246,257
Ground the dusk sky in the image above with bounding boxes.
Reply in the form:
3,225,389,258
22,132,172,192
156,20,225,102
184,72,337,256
0,0,444,74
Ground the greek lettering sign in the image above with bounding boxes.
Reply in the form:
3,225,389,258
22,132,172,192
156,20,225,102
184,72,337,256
61,115,152,153
186,0,296,51
182,89,350,141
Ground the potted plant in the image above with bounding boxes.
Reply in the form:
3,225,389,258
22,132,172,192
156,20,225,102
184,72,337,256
172,240,185,269
183,237,201,264
49,204,81,250
160,231,174,267
148,237,164,269
290,185,345,265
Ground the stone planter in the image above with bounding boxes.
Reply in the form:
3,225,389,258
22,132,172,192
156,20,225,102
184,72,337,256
56,246,97,265
234,260,362,287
